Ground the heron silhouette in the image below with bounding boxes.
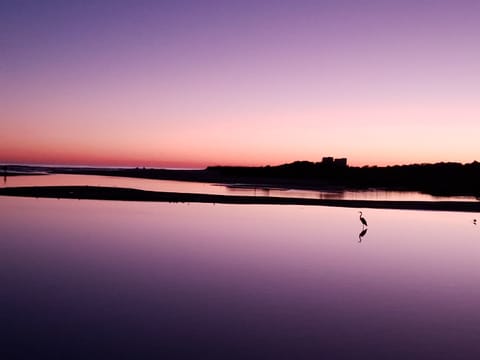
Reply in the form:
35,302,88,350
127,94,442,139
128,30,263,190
359,211,368,229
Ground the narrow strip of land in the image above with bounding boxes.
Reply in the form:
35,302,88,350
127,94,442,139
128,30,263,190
1,186,479,212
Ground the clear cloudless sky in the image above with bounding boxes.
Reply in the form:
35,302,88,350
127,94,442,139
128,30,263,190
1,0,479,167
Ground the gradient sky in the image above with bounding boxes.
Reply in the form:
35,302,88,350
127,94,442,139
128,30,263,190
1,0,479,167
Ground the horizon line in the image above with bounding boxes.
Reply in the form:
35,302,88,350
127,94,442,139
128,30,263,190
2,159,479,170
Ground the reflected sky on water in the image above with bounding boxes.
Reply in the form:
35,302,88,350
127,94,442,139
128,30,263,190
2,197,480,358
2,173,477,202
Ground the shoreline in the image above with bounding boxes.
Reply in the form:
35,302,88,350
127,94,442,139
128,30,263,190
1,185,479,212
2,163,480,199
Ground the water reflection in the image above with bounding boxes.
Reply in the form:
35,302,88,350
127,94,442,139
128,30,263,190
2,198,480,358
1,173,479,202
319,190,345,200
358,228,368,243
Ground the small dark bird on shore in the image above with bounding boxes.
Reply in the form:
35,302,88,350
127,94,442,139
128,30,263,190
359,211,368,228
474,219,477,225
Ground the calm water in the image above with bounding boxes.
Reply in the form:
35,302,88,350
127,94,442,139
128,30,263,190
1,173,477,201
2,196,480,359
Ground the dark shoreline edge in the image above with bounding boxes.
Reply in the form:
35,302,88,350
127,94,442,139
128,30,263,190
3,163,480,199
1,186,480,213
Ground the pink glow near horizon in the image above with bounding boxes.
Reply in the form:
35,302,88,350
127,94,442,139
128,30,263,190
2,1,480,167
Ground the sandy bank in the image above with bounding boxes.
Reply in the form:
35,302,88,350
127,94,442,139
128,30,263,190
1,186,479,213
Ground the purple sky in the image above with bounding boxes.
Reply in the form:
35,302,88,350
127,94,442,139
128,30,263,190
2,0,479,167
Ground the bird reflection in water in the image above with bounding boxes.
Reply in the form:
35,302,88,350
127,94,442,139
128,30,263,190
357,211,369,243
358,228,368,243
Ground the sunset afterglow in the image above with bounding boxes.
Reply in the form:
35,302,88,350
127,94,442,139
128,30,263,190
2,0,479,167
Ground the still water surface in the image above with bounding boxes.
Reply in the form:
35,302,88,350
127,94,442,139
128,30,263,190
2,196,480,358
2,173,476,201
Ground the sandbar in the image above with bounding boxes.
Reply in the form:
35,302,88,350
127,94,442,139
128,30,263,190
1,185,479,212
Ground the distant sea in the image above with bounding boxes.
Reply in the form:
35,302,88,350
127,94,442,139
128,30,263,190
1,163,203,171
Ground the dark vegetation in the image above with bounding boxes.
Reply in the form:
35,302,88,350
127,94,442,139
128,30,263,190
208,161,480,198
3,160,480,198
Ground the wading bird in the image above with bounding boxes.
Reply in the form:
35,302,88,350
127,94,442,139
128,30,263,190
359,211,368,228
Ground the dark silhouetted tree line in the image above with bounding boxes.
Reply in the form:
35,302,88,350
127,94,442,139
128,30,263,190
207,161,480,197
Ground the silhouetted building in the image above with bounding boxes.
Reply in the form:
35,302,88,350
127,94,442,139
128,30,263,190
334,158,347,167
322,157,347,167
322,157,334,165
